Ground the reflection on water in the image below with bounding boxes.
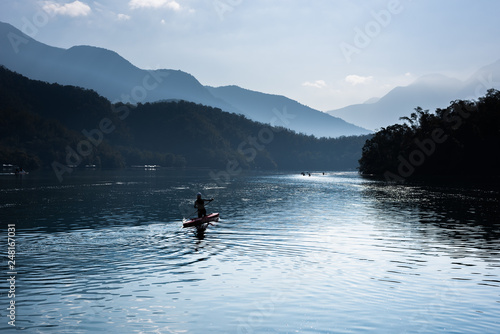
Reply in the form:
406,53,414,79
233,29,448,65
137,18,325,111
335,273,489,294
1,170,499,333
362,177,500,253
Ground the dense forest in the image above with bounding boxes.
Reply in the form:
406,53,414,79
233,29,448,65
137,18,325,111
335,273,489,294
359,89,500,180
0,66,370,174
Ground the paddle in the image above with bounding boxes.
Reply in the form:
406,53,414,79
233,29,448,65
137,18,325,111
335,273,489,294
186,208,198,219
186,197,214,219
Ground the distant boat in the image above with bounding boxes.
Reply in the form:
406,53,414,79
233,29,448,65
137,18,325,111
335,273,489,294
131,165,160,170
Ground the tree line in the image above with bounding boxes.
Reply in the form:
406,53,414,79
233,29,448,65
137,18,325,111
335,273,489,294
358,89,500,180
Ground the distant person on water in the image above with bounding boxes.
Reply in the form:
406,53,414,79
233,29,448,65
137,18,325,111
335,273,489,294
194,193,213,218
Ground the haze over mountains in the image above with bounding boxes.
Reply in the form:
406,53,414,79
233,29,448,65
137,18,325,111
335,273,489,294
0,21,368,138
205,85,353,139
2,20,498,136
328,60,500,130
0,66,370,172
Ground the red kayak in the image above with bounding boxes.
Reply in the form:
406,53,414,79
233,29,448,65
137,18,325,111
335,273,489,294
183,213,220,228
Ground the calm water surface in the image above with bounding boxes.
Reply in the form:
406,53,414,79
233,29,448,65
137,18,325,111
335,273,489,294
1,169,499,333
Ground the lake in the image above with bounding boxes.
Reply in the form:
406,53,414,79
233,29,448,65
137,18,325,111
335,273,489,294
1,169,499,333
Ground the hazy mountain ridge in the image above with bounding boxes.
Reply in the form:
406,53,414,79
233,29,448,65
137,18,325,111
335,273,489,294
328,60,500,130
0,66,371,172
0,22,231,107
0,21,368,138
206,85,370,137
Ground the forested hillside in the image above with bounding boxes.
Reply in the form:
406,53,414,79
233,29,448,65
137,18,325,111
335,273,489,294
359,89,500,180
0,66,370,172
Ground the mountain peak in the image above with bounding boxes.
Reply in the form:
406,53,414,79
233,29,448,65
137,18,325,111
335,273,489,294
328,60,500,130
411,73,461,87
67,45,122,58
0,19,370,138
64,45,138,70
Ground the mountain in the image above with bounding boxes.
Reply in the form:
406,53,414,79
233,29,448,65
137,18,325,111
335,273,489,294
0,66,128,170
363,97,380,104
0,21,368,138
459,58,500,99
0,22,232,109
0,66,371,173
328,74,463,130
206,85,370,137
328,60,500,130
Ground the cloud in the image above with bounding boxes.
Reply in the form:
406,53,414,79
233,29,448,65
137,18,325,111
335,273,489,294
302,80,327,89
345,75,374,86
117,13,131,20
129,0,181,10
42,1,92,17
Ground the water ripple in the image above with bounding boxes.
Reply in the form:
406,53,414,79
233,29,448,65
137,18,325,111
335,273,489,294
2,171,499,333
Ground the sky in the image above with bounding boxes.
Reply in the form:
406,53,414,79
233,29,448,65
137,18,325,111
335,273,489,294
1,0,500,111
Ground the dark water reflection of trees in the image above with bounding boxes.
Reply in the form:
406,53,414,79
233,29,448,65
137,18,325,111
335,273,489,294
361,176,500,250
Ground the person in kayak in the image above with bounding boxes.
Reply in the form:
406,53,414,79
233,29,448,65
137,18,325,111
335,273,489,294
194,193,213,218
